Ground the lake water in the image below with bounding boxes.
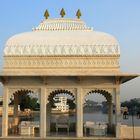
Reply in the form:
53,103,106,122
47,112,140,126
0,112,140,135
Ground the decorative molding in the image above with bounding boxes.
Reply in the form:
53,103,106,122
47,88,76,96
34,18,91,31
46,88,76,103
83,88,113,103
4,44,120,56
8,87,40,95
7,87,40,103
4,56,119,69
83,88,112,96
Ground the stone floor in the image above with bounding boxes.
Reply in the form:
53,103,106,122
0,134,140,140
0,132,138,140
0,137,139,140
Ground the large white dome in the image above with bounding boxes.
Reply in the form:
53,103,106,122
4,18,120,56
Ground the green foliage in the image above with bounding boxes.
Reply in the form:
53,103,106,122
121,98,140,109
67,99,76,110
19,94,39,111
121,98,140,114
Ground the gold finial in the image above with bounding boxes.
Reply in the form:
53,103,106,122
60,8,65,18
44,9,49,19
76,9,81,19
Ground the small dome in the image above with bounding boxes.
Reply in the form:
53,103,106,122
4,18,120,56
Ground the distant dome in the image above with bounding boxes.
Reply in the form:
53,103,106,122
4,18,120,56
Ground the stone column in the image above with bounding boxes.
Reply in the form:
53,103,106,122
108,98,113,131
76,87,83,137
2,86,9,137
40,87,47,138
46,103,51,136
14,94,19,117
115,87,121,138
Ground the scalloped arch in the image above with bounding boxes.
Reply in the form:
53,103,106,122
85,89,112,102
13,89,34,95
48,89,75,103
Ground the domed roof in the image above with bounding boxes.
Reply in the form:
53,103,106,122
4,18,120,56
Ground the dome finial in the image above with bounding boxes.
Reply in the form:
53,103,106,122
44,9,49,19
60,8,65,18
76,9,81,19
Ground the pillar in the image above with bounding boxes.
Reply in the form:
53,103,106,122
2,86,9,137
46,103,51,135
76,87,83,137
14,94,19,117
115,87,121,138
40,87,47,138
108,98,113,131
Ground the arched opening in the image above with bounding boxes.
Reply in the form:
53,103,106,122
83,89,114,137
47,89,76,136
8,89,40,137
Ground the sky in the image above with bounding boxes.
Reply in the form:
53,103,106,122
0,0,140,101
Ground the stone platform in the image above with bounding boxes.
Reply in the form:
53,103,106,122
0,137,139,140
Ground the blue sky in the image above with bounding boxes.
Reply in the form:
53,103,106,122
0,0,140,101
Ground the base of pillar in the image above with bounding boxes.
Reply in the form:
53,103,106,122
0,137,129,140
116,124,121,138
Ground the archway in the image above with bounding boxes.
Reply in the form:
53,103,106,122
8,89,40,137
47,89,76,136
83,89,114,137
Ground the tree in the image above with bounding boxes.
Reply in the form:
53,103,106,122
19,94,39,111
121,98,140,114
67,99,76,110
121,98,140,109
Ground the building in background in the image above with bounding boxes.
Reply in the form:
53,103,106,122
52,96,69,112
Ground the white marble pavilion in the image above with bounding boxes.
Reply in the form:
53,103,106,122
0,10,138,139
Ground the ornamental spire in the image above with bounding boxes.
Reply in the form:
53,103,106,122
44,9,49,19
60,8,65,18
76,9,81,19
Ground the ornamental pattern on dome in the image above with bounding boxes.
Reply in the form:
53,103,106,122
4,18,120,56
33,19,91,31
4,44,119,56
